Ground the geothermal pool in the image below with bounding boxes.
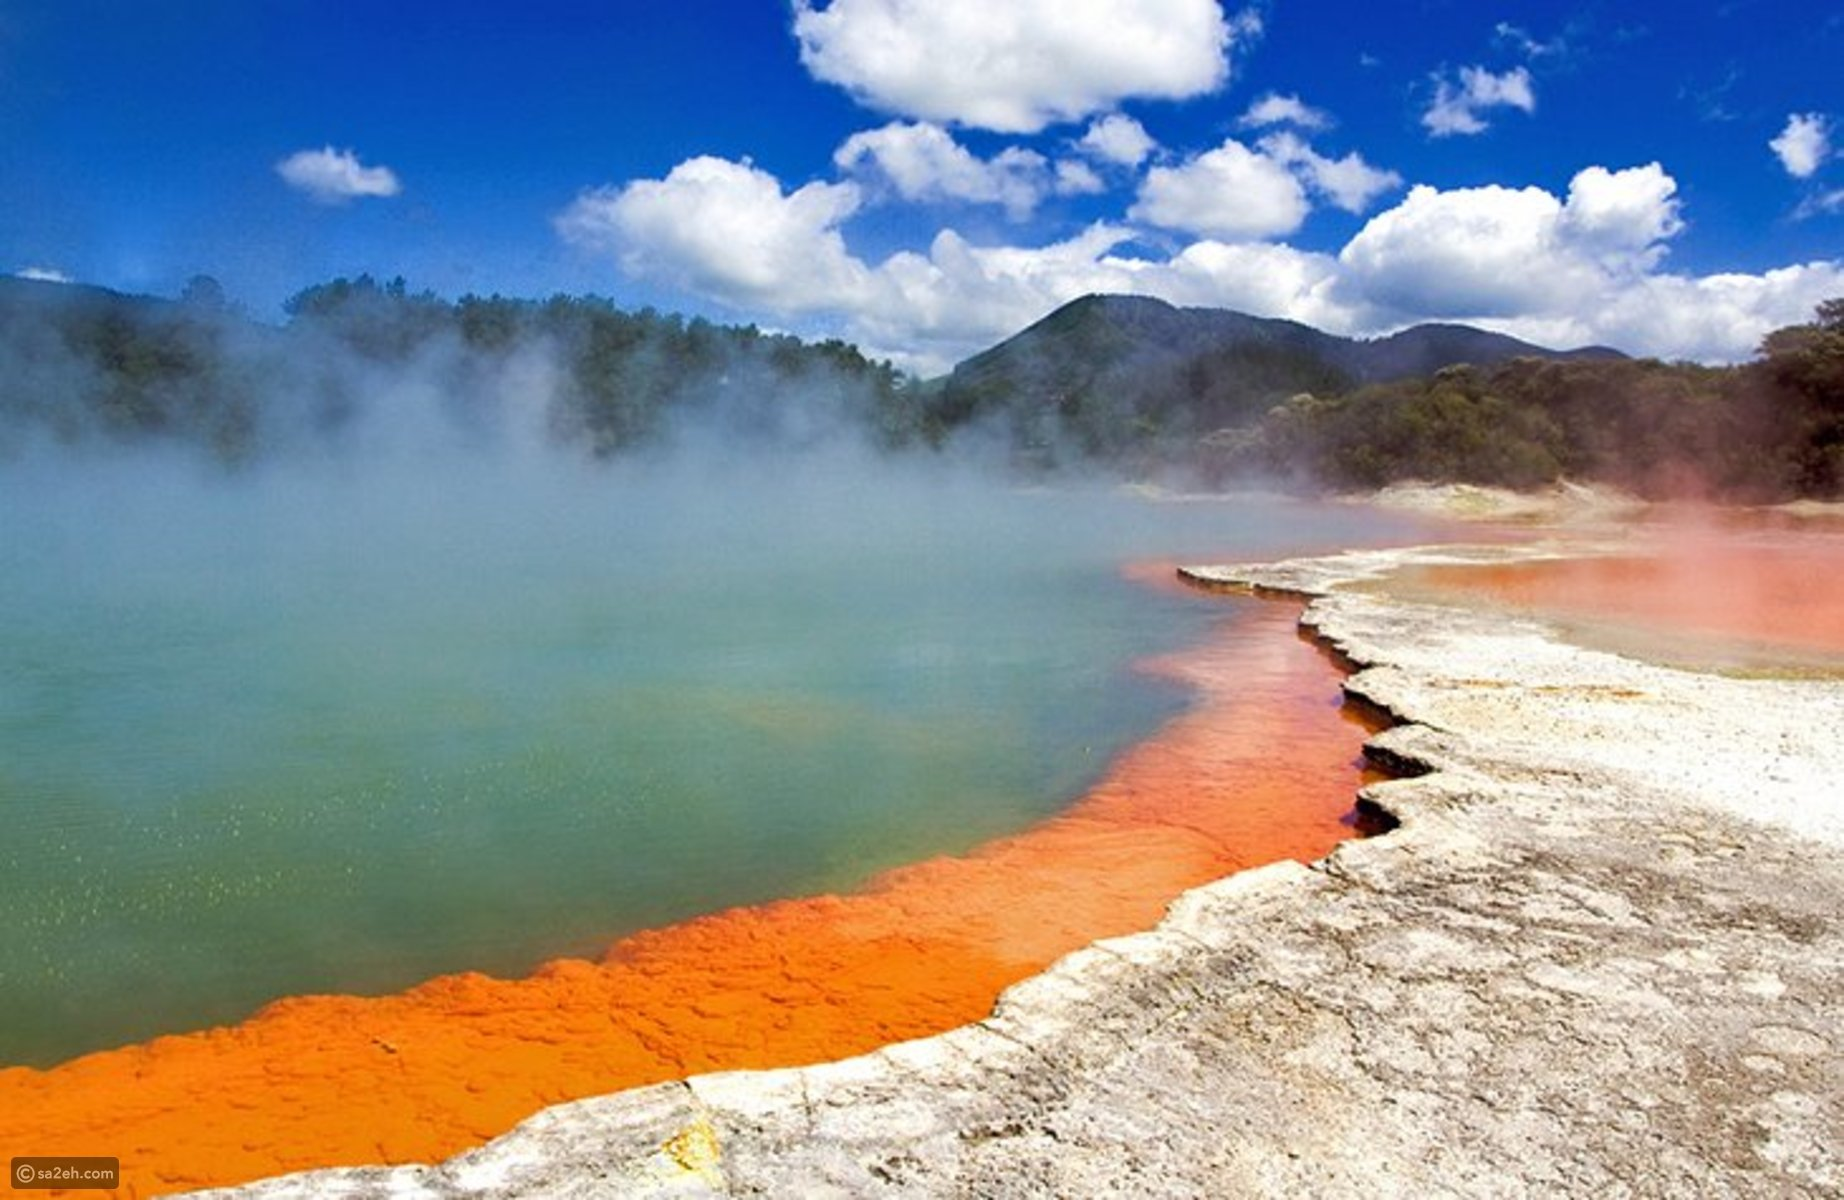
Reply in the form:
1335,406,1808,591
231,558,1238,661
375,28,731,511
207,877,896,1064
0,458,1432,1070
1389,515,1844,670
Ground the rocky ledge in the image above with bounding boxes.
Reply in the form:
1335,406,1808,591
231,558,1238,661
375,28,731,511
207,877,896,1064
206,545,1844,1198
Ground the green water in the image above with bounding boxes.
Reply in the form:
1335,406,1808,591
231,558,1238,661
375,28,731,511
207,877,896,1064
0,455,1424,1065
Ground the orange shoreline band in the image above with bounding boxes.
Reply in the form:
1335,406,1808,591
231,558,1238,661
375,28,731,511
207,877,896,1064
1401,540,1844,655
0,591,1380,1198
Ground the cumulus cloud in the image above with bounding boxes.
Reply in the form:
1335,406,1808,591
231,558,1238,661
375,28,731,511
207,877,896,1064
1149,239,1350,328
1770,112,1832,179
1130,138,1309,240
1559,163,1685,268
885,211,1840,367
834,122,1055,218
791,0,1239,133
1329,162,1843,360
555,152,1353,372
1481,264,1844,364
1422,66,1536,137
1238,92,1332,131
1339,165,1680,318
1258,132,1401,214
860,224,1144,358
14,266,73,283
1077,114,1157,166
853,225,1356,368
555,156,868,311
1341,181,1587,316
275,146,402,203
1055,159,1107,195
1127,131,1400,235
564,155,1841,372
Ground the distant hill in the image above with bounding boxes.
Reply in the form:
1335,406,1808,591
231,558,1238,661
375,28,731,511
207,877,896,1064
1342,321,1625,381
1,274,151,315
925,293,1622,464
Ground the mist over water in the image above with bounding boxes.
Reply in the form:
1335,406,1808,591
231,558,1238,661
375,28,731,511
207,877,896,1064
0,373,1431,1067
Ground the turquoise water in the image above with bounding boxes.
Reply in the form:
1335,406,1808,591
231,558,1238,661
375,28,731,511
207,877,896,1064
0,454,1424,1065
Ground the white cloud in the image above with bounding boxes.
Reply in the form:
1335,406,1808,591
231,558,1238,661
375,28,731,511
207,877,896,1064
1077,114,1157,166
1494,22,1566,60
1330,163,1842,360
1125,130,1398,237
1422,66,1536,138
554,156,868,312
563,155,1842,373
1341,181,1584,316
1130,138,1309,240
791,0,1238,133
1485,264,1844,363
1770,112,1832,179
834,122,1053,217
556,153,1347,373
14,266,73,283
1149,240,1351,329
275,146,402,203
1224,6,1264,41
1796,188,1844,219
1258,132,1402,214
1238,93,1332,131
1055,159,1107,195
861,224,1143,357
1340,165,1680,318
854,225,1356,369
1559,163,1684,269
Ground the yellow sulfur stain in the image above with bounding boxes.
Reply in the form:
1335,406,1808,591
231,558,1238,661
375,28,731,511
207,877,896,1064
662,1116,722,1183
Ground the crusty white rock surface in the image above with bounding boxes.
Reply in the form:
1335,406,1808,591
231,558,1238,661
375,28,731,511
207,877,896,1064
203,545,1844,1199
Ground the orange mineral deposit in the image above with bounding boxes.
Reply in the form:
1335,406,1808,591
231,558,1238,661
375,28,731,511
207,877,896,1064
1402,531,1844,657
0,596,1378,1197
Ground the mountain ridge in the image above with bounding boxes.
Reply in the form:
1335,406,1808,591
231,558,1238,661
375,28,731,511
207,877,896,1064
947,293,1624,381
924,293,1624,464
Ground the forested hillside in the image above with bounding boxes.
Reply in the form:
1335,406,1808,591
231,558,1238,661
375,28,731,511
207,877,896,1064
4,275,1839,499
0,275,921,462
1210,300,1844,500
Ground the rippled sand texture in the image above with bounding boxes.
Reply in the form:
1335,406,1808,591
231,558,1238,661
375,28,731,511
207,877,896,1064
0,598,1377,1197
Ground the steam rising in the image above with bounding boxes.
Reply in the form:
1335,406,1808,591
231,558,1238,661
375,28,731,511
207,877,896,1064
0,280,1441,1064
0,277,926,470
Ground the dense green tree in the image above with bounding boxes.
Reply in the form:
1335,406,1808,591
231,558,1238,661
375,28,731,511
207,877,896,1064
179,274,228,313
1761,297,1844,403
1756,297,1844,492
1213,298,1844,500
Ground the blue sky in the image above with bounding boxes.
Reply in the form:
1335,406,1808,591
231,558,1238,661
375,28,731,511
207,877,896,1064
3,1,1841,371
